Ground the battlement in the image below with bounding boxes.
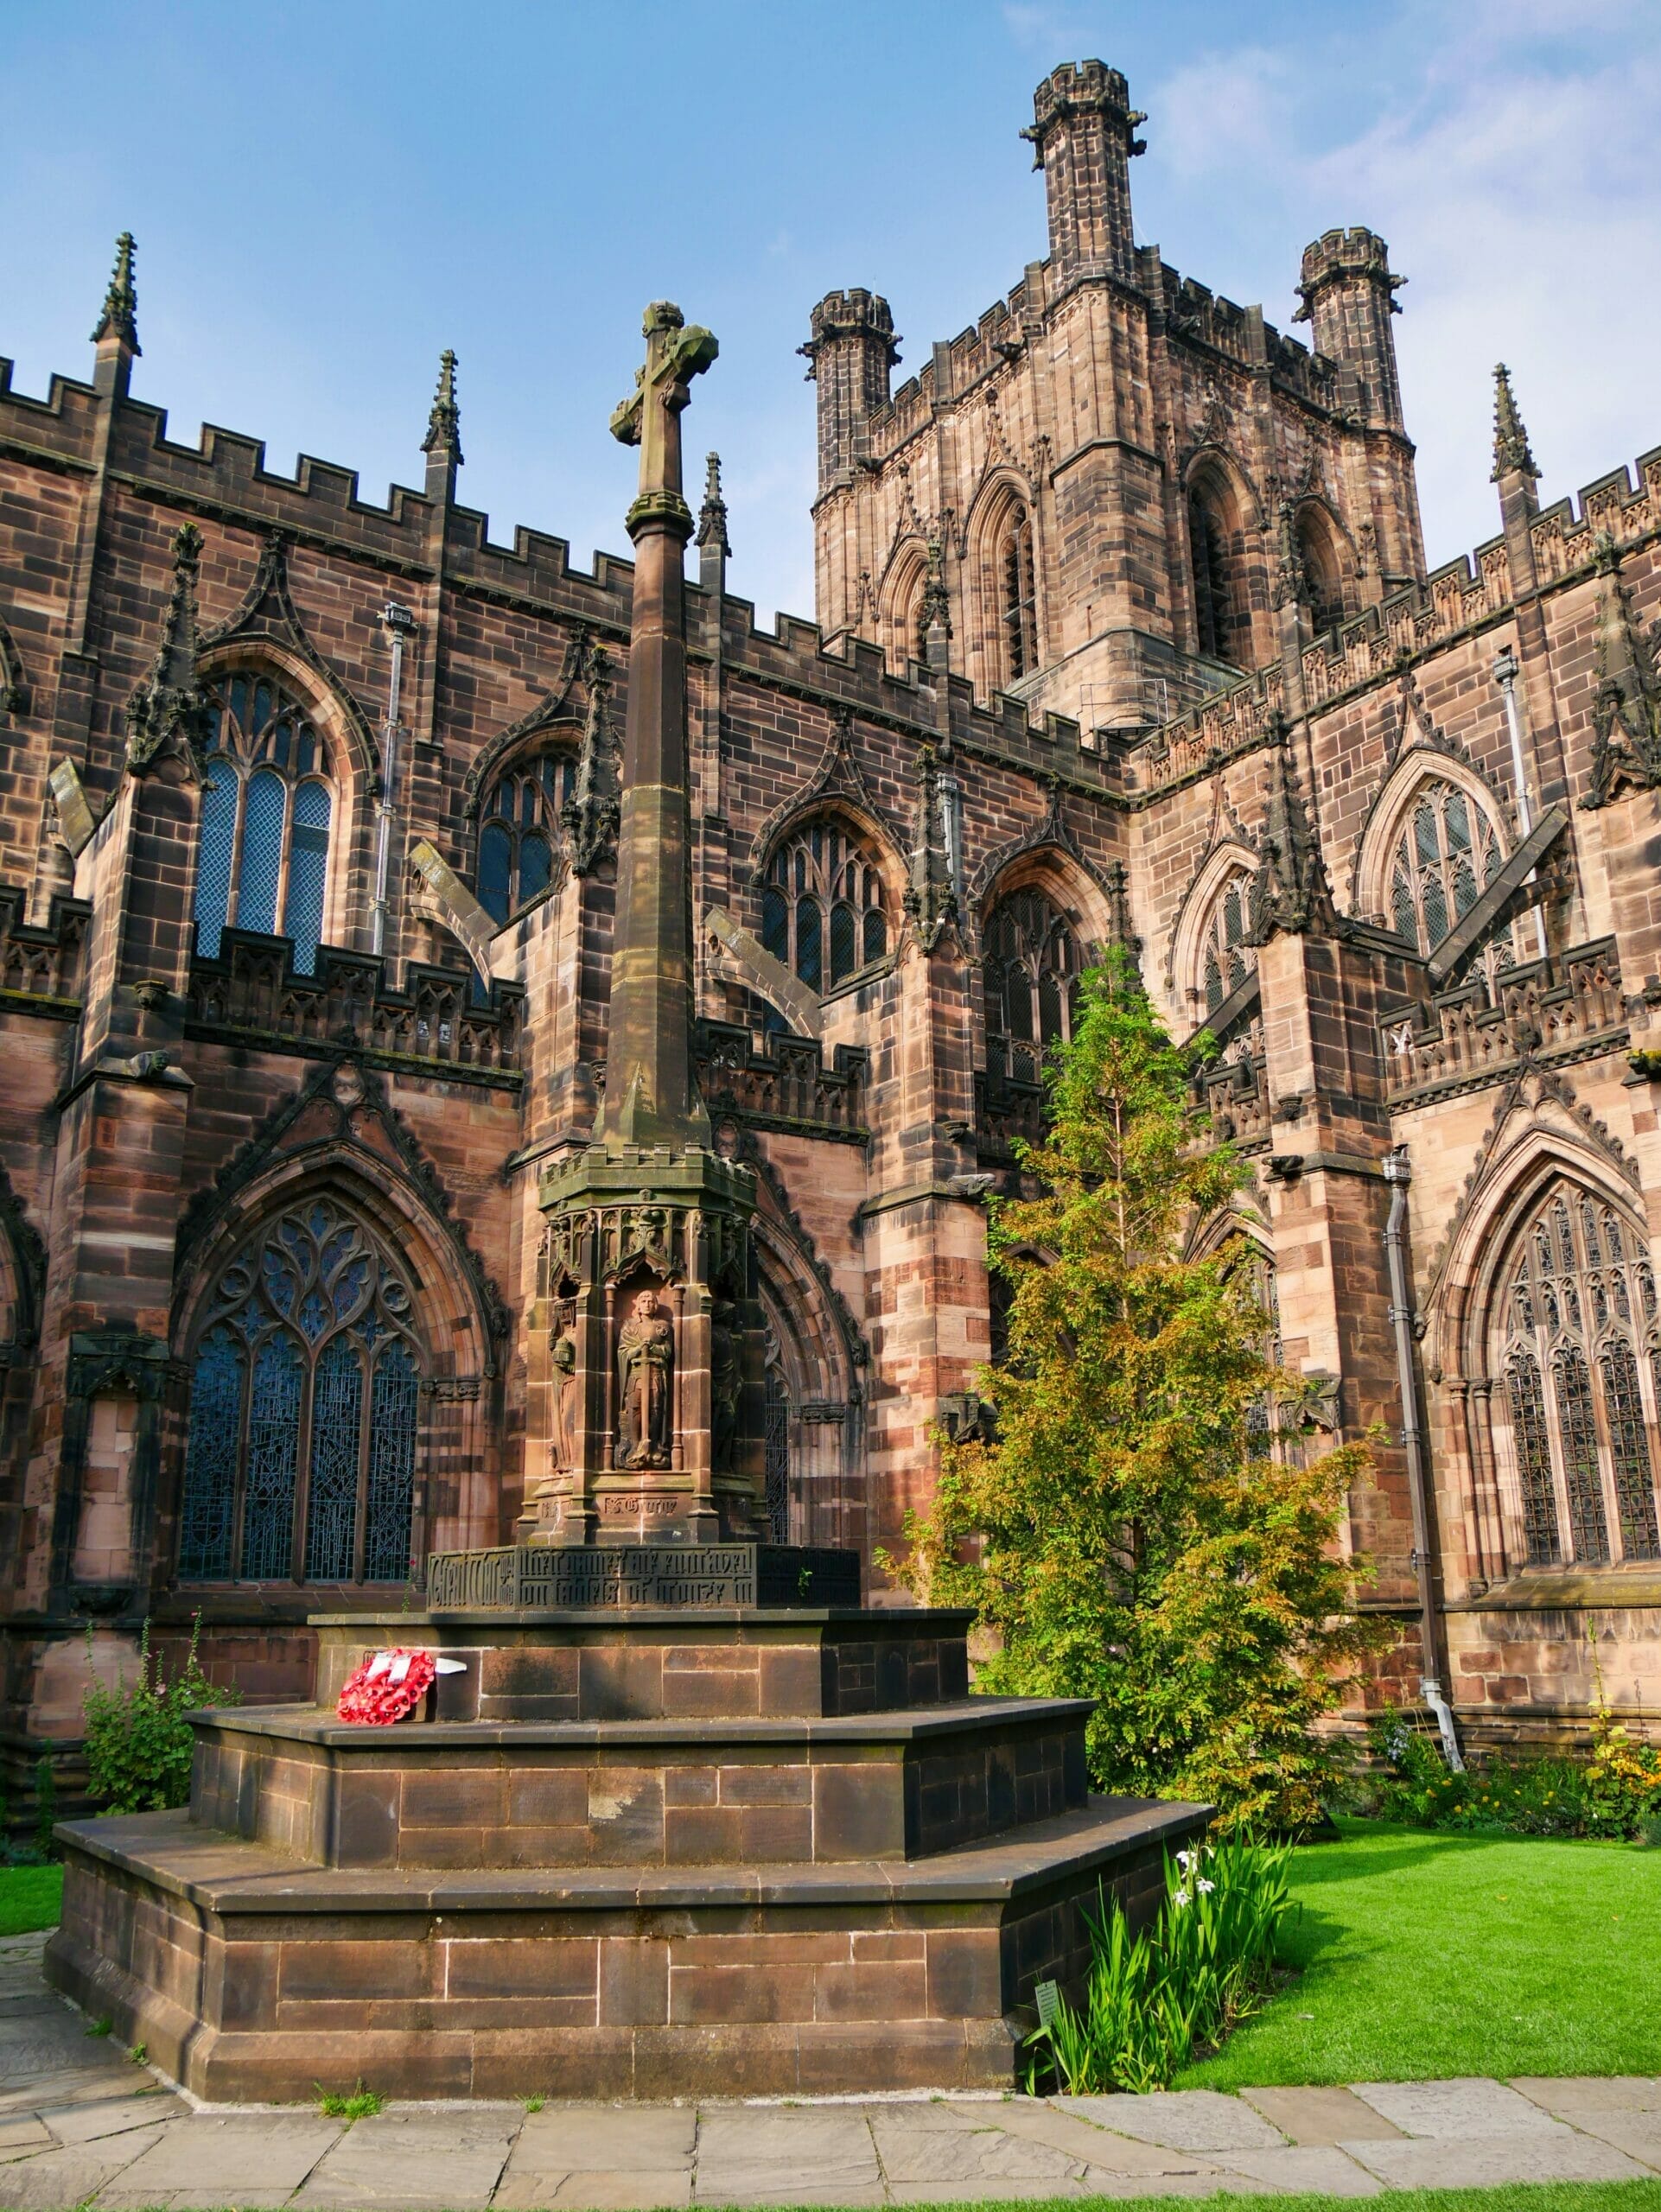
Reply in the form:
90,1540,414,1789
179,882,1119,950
1023,60,1144,158
1297,226,1398,302
804,289,900,360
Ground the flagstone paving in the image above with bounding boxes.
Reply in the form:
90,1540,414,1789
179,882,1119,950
0,1934,1658,2209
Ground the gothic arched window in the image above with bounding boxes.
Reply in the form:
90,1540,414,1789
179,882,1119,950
194,674,334,975
1296,508,1346,634
1198,867,1257,1015
760,820,888,995
1387,778,1518,988
1496,1184,1661,1568
177,1198,424,1586
999,505,1039,683
983,886,1081,1085
477,754,576,925
1188,475,1247,666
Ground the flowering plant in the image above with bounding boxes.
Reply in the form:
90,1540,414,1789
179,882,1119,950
335,1648,436,1726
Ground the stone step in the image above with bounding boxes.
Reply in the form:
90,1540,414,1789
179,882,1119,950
189,1695,1094,1866
47,1793,1205,2101
309,1607,974,1723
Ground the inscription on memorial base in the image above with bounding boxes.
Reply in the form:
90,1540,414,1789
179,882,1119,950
424,1541,862,1611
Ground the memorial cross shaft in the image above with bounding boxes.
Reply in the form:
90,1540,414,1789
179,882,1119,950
600,301,719,1148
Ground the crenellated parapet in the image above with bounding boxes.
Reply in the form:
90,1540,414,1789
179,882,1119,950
0,888,89,1009
185,935,524,1085
1379,941,1626,1106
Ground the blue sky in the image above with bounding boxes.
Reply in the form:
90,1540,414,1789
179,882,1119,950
4,2,1657,625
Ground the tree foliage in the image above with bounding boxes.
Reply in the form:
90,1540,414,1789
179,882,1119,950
889,956,1385,1828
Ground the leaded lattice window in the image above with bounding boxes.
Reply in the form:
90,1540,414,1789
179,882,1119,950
177,1198,423,1585
764,1367,790,1544
1199,868,1257,1015
1496,1185,1661,1568
194,674,334,976
1000,506,1038,683
477,755,576,925
984,887,1080,1086
760,820,888,995
1387,779,1519,990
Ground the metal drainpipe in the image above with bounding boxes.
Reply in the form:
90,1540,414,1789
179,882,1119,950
372,603,417,958
1493,644,1550,963
1381,1145,1465,1771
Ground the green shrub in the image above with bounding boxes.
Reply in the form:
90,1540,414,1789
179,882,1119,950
81,1617,238,1815
1023,1836,1293,2093
1362,1704,1661,1840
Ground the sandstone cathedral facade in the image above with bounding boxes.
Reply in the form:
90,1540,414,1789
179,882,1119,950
0,60,1657,1783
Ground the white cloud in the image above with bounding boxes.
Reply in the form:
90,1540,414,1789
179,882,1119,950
1155,48,1295,180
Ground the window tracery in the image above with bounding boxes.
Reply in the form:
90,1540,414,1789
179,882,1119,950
1198,866,1257,1015
177,1198,423,1586
1496,1185,1661,1568
194,674,333,975
476,754,576,925
983,886,1080,1084
1387,778,1519,988
998,505,1038,683
760,820,888,994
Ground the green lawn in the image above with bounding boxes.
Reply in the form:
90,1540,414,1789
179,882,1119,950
852,2196,1661,2212
1181,1818,1661,2088
0,1864,61,1936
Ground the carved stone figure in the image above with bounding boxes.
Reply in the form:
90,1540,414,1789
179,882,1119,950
615,1288,674,1468
710,1300,741,1473
550,1307,578,1470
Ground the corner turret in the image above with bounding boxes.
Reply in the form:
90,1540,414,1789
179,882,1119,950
800,289,899,496
1295,226,1405,432
1021,60,1144,289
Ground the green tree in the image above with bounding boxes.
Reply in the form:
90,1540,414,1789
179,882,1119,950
891,956,1384,1828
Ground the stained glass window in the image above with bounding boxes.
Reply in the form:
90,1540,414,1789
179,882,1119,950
476,756,574,925
1199,868,1257,1015
984,887,1081,1086
193,674,334,976
764,1367,790,1544
177,1198,423,1585
1496,1182,1661,1570
761,821,888,997
1386,778,1520,991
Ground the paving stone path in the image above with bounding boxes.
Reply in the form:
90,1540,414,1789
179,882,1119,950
0,1934,1658,2209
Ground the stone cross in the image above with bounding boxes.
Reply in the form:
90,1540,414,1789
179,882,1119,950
610,302,718,531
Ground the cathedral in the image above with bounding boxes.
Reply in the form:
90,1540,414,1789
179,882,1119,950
0,57,1658,1792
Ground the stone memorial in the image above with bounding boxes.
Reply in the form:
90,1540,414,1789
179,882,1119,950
44,304,1203,2100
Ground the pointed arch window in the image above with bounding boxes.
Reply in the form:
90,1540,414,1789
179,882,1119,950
1496,1184,1661,1568
1387,777,1519,988
177,1198,424,1586
998,505,1039,683
1295,508,1346,634
194,674,334,975
984,885,1080,1085
477,754,576,925
760,820,888,995
1188,476,1246,665
1197,866,1258,1015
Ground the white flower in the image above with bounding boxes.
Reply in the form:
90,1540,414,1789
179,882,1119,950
1174,1888,1191,1907
1196,1877,1216,1894
1176,1849,1195,1872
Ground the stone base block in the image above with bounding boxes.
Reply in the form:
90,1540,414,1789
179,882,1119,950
46,1795,1203,2101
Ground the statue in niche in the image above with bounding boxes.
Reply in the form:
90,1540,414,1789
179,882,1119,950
710,1300,741,1473
616,1287,674,1468
550,1304,578,1470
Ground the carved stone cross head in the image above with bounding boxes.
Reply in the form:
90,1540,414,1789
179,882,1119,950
610,302,719,508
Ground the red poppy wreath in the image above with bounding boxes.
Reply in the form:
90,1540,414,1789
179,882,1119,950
336,1647,437,1726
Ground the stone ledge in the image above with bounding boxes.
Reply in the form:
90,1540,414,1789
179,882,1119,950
192,1694,1091,1751
56,1795,1202,1912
